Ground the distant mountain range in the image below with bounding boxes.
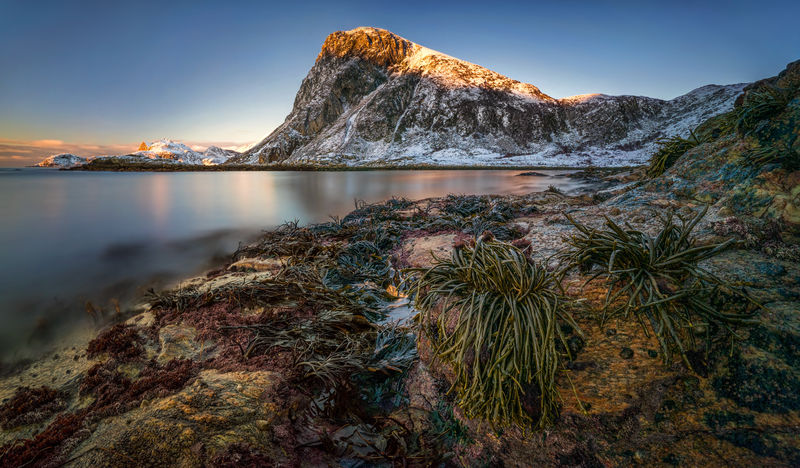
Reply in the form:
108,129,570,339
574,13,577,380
36,139,239,168
38,27,747,169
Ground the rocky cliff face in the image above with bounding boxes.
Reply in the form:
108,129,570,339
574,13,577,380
232,27,745,166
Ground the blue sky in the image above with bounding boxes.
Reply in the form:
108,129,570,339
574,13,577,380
1,0,798,164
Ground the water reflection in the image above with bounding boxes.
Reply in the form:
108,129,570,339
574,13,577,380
0,168,590,360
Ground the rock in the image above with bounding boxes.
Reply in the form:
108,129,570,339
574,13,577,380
156,325,215,364
755,261,787,278
125,311,155,328
70,370,281,466
399,233,456,268
227,258,283,273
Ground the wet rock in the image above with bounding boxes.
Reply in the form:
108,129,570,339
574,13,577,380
712,349,800,413
566,361,596,371
69,370,281,466
755,261,787,278
567,336,585,356
254,419,271,432
156,325,216,364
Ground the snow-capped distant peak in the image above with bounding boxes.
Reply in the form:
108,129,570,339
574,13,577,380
558,93,609,104
35,153,87,168
130,139,239,165
135,139,195,157
34,139,243,168
201,146,240,165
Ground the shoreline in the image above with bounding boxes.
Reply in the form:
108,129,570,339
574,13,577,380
60,160,637,172
1,178,798,465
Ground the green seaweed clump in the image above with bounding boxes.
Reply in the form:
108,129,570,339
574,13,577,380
646,130,709,177
411,235,580,429
562,207,760,369
734,84,797,136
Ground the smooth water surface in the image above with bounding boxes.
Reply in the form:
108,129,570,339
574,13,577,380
0,168,592,358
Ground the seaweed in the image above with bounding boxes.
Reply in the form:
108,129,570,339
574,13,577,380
741,145,800,171
410,235,580,429
734,84,797,136
209,443,275,467
0,386,68,429
562,207,761,369
646,130,709,177
80,359,198,417
0,410,89,468
233,219,324,261
86,323,145,362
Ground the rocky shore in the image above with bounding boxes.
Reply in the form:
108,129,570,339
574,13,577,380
2,62,799,467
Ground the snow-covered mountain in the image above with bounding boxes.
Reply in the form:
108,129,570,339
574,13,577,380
232,27,746,167
133,139,205,163
36,140,240,168
201,146,241,165
132,139,240,165
35,153,87,168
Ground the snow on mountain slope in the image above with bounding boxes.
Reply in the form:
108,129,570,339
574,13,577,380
133,139,240,165
35,140,241,168
35,153,87,168
201,146,240,165
233,27,746,167
134,139,203,163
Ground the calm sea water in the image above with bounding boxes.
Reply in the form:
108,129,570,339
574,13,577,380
0,168,592,360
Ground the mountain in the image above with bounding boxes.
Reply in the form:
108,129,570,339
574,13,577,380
231,27,745,167
35,140,241,168
201,146,242,165
35,153,87,168
133,139,239,165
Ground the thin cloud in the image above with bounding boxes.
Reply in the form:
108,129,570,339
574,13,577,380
31,139,65,147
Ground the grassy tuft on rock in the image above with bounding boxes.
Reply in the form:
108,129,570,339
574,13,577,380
646,130,709,178
562,207,760,370
410,236,580,429
734,84,797,136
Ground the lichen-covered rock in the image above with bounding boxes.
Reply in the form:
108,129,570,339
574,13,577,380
404,197,800,466
69,370,282,467
628,60,800,232
155,324,217,364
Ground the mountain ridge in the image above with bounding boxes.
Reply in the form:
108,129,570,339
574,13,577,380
232,27,745,167
35,139,240,168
